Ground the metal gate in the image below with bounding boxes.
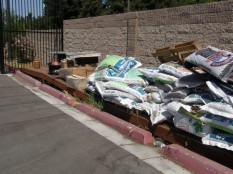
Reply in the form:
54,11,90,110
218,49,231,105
0,0,63,73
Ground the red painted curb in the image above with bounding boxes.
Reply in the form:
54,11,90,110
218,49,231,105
39,84,77,106
76,103,154,144
162,144,233,174
61,94,77,106
15,71,76,106
39,84,64,100
15,70,41,87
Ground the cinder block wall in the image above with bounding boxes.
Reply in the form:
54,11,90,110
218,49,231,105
64,0,233,67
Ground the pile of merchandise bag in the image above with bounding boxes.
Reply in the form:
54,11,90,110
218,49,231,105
86,46,233,151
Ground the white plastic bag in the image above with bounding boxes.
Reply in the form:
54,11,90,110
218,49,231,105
185,46,233,82
159,61,193,78
183,93,214,104
94,68,148,86
163,87,190,102
202,130,233,151
206,81,233,105
200,113,233,134
200,102,233,119
175,73,206,88
95,81,139,101
101,81,147,102
96,55,141,71
139,67,178,84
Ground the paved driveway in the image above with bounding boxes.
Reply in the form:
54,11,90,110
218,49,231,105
0,75,162,174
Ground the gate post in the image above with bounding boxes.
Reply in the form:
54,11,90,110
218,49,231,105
0,0,5,74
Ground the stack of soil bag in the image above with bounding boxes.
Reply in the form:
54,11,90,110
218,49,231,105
86,45,233,152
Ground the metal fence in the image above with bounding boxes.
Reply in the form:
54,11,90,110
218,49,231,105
0,0,63,72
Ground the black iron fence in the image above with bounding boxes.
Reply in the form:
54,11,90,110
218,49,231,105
0,0,63,72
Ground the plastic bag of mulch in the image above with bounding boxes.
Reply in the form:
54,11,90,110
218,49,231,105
175,73,206,88
206,81,233,105
163,87,191,103
134,102,173,125
184,46,233,82
167,101,191,116
200,102,233,119
139,67,178,84
202,130,233,151
174,112,214,137
167,102,213,137
147,91,166,103
173,106,213,137
94,68,148,86
100,81,147,102
95,81,139,101
200,113,233,134
159,61,193,78
145,82,174,93
150,103,173,125
183,93,214,104
96,55,142,71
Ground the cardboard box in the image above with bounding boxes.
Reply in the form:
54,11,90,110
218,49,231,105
66,75,87,90
59,66,95,80
72,66,94,77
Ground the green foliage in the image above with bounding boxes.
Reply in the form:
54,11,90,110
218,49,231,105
12,44,34,63
193,121,203,133
86,94,104,110
79,0,103,18
63,0,81,19
2,9,45,63
43,0,63,28
44,0,223,19
104,0,127,15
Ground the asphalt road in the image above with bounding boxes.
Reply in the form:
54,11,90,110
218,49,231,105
0,75,162,174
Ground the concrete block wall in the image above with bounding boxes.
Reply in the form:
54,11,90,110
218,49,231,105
64,13,134,61
64,0,233,67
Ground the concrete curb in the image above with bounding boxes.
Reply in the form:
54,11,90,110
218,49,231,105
15,71,76,106
15,70,41,87
39,84,76,106
76,103,154,145
162,144,233,174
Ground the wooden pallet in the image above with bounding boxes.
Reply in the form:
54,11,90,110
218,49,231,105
152,40,202,64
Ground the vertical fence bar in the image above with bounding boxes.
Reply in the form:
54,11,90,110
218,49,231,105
6,0,12,66
0,0,5,73
13,0,17,68
1,0,63,69
47,0,54,61
60,0,63,52
55,0,58,53
40,0,43,64
25,0,28,67
43,1,48,64
47,0,51,64
36,0,39,64
38,0,41,64
30,0,35,61
20,0,24,68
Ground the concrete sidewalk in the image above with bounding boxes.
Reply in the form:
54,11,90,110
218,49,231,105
0,74,190,174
